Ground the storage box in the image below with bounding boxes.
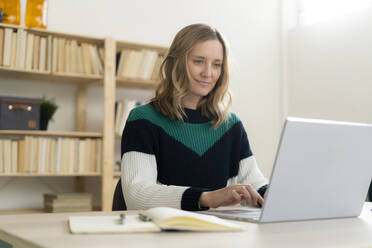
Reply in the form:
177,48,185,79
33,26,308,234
0,96,42,130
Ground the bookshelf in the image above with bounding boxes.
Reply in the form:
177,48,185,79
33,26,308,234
0,22,111,211
0,65,103,84
0,23,168,212
0,130,103,176
115,40,167,89
0,130,103,137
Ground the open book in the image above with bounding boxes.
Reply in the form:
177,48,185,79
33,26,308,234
69,207,244,234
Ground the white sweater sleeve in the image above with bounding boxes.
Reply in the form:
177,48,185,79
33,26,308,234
227,156,268,190
121,151,189,210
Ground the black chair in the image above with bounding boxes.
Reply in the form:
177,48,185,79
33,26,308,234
112,178,127,211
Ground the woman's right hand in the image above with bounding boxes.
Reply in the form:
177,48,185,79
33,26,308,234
199,184,264,208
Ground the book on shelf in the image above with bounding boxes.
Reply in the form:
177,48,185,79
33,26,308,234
81,42,92,74
44,193,92,213
0,139,3,172
116,50,129,77
69,207,244,234
76,44,84,74
151,53,165,80
0,137,21,173
0,27,4,65
52,36,59,72
95,139,102,172
47,35,52,71
49,138,57,173
39,36,47,71
15,29,26,69
10,31,17,68
0,135,102,174
114,99,140,136
3,139,11,173
29,135,38,172
141,50,157,80
116,48,165,80
115,50,123,75
18,139,25,172
33,34,40,70
128,50,143,78
78,139,86,173
121,49,136,78
25,32,34,70
98,47,104,65
65,40,71,73
36,136,44,172
69,40,77,73
58,37,66,73
0,25,103,75
2,28,13,66
89,44,103,75
11,140,18,173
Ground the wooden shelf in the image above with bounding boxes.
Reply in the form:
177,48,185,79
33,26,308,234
0,66,103,85
0,173,101,177
116,40,168,52
0,206,100,215
0,208,46,215
116,77,159,89
0,66,159,89
0,23,104,45
0,130,103,138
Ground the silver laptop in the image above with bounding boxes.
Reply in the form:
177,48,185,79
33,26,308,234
203,117,372,223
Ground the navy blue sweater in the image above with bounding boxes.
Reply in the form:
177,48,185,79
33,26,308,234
121,103,268,210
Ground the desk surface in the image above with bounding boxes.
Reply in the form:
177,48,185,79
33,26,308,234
0,202,371,248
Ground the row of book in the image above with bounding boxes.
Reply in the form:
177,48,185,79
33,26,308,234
114,99,141,136
116,49,165,80
0,136,102,174
0,27,104,75
44,193,93,213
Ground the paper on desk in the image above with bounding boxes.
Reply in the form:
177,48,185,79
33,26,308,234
69,214,160,234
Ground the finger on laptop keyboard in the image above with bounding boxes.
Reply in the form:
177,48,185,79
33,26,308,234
245,184,263,207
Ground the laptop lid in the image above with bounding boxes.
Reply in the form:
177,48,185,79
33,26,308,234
260,117,372,222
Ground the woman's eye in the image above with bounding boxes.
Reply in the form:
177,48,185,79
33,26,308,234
193,60,203,64
213,63,222,68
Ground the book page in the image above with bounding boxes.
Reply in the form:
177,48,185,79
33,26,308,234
69,215,160,234
143,207,244,231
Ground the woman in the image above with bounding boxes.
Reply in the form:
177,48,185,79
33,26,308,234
121,24,268,211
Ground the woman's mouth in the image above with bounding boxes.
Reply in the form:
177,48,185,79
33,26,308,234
196,80,211,86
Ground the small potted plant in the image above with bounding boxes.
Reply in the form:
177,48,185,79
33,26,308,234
40,97,58,130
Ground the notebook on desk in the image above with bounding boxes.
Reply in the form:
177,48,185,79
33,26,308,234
202,117,372,223
69,207,244,234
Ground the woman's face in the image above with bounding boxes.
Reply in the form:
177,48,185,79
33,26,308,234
186,39,223,99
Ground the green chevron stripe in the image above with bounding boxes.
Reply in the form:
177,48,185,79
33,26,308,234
127,104,240,156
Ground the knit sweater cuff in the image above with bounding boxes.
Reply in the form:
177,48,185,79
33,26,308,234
181,187,210,211
258,184,268,197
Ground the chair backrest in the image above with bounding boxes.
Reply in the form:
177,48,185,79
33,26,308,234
112,178,127,211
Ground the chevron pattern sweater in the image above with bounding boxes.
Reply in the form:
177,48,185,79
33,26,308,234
121,103,268,211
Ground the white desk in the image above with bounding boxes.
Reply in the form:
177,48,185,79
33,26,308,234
0,202,371,248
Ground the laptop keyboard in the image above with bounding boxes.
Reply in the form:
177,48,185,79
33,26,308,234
202,208,262,221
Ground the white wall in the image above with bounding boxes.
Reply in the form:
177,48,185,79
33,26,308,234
287,8,372,124
0,0,282,209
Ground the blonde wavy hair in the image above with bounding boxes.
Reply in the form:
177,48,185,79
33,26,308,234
152,23,232,129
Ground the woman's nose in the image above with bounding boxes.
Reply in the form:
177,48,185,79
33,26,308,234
201,64,212,78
